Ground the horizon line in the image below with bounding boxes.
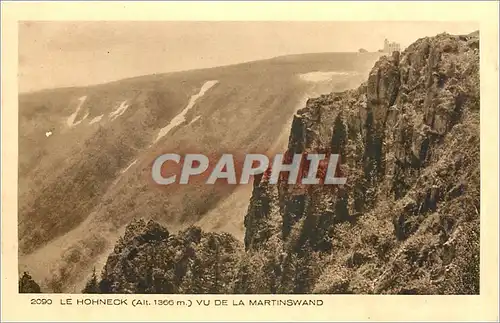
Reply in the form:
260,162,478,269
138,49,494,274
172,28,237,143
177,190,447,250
19,50,384,95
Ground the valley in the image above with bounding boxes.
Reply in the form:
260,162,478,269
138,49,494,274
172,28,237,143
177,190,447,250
18,51,381,292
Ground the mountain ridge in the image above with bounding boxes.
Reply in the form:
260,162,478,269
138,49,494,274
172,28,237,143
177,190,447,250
20,52,381,95
19,50,381,292
67,31,480,294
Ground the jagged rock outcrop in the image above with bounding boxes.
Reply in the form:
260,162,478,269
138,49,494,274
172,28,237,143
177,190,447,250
19,272,41,293
96,219,242,293
86,31,480,295
240,31,480,294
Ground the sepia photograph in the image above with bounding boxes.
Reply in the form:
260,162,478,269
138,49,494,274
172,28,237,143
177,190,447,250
2,1,500,322
16,20,481,295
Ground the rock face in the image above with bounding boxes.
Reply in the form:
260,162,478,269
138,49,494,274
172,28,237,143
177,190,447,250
83,32,480,294
239,31,480,294
19,272,41,293
94,219,242,294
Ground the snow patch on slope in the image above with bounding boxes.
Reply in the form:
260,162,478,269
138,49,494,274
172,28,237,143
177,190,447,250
121,159,137,174
155,80,218,143
298,71,356,83
89,114,104,125
109,100,130,121
188,115,201,125
66,96,88,127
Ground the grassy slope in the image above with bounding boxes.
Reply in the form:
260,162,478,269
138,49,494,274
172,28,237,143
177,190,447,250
88,32,481,295
18,52,381,292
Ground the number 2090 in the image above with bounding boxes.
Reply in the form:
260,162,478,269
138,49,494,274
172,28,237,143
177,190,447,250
30,298,52,305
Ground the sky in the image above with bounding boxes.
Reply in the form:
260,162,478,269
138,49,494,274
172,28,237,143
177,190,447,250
19,21,479,93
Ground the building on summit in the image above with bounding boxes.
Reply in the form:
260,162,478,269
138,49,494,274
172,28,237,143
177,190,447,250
383,38,401,53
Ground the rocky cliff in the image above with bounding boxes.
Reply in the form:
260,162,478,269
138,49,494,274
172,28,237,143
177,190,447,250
94,219,241,294
238,31,480,294
80,31,479,294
